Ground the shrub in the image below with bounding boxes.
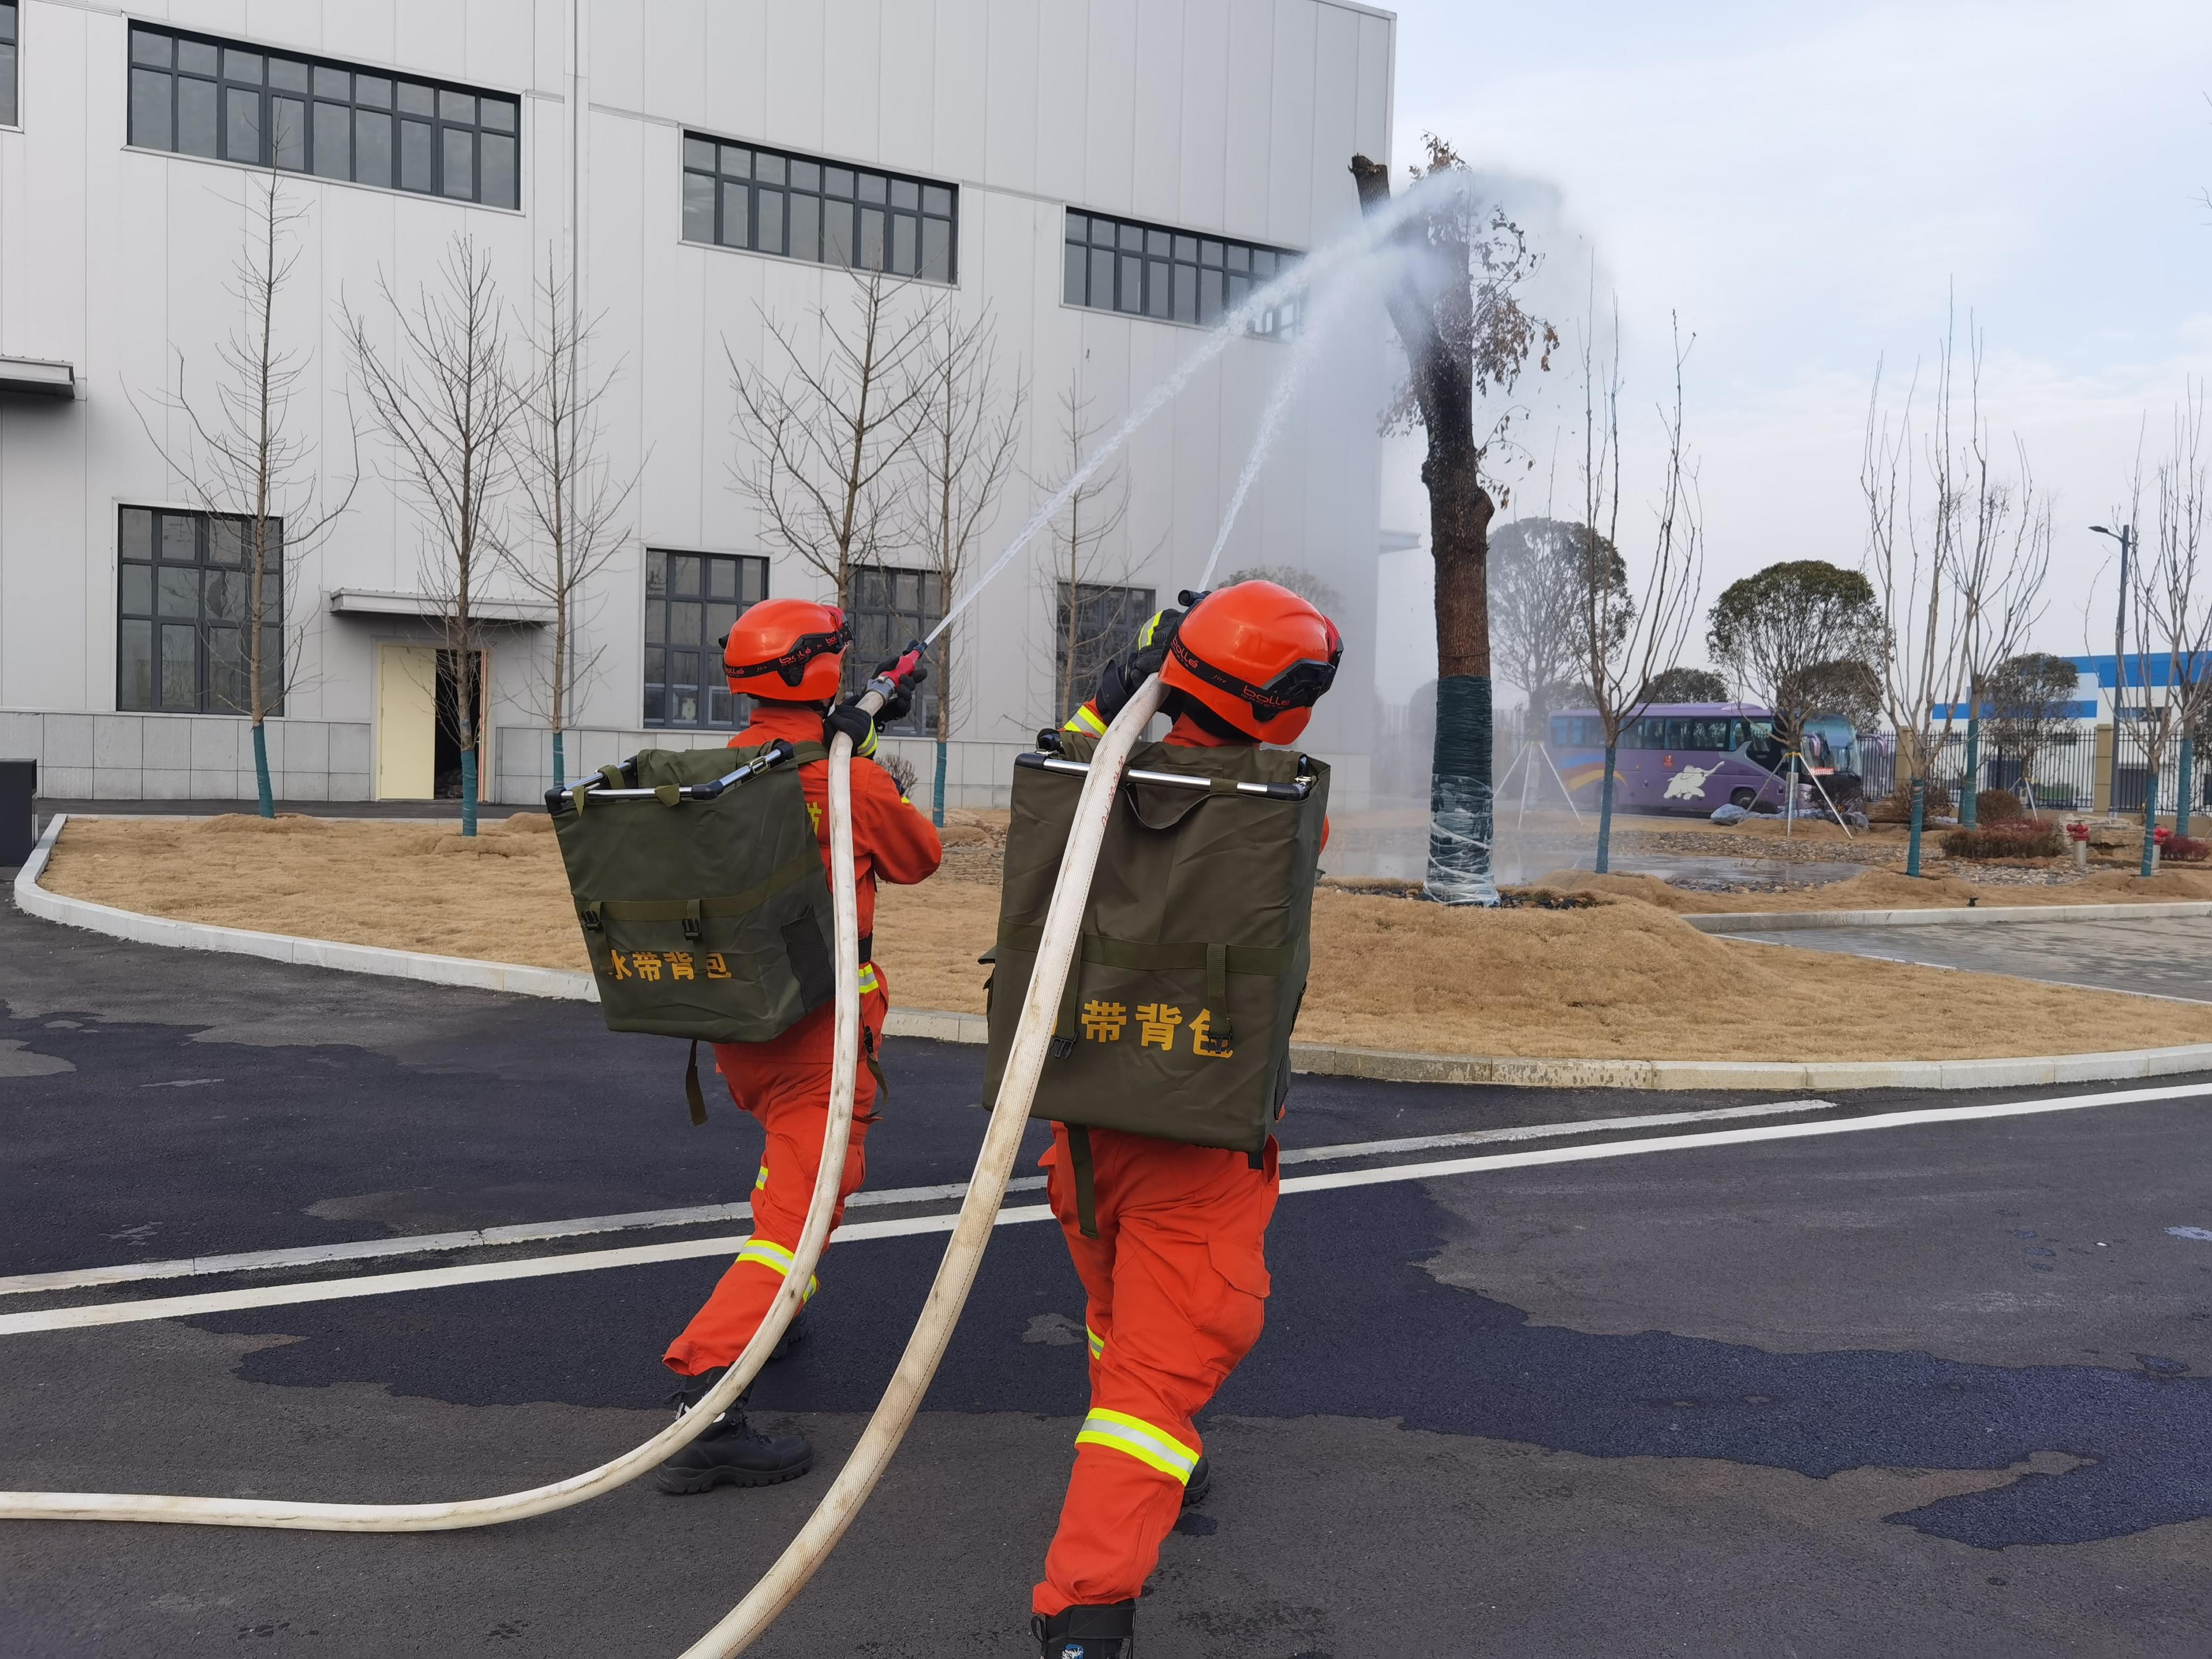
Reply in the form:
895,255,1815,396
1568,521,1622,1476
2165,835,2210,864
877,750,921,799
1974,788,2022,825
1940,820,2064,860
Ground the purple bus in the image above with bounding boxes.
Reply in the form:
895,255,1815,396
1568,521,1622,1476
1546,703,1865,817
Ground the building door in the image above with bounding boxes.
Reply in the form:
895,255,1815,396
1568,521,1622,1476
376,644,438,800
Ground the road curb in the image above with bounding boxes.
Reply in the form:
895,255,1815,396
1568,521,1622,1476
17,814,2212,1092
1687,899,2212,933
11,815,598,1002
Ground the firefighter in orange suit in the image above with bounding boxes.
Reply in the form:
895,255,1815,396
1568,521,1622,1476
657,597,942,1494
1032,581,1341,1657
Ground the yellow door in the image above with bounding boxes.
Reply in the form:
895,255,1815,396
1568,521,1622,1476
376,643,438,800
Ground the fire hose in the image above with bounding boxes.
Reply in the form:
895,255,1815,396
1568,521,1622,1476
0,671,1165,1659
0,677,899,1533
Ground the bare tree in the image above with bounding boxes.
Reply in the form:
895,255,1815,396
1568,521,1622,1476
730,269,937,612
905,304,1025,824
1863,350,1964,873
133,163,356,816
1488,517,1628,726
1981,651,2081,819
1573,309,1704,873
342,236,517,836
1034,374,1143,727
1351,137,1557,905
2115,392,2212,874
503,248,638,791
1945,373,2052,828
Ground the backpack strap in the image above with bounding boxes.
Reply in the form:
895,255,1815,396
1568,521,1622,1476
684,1039,708,1127
1064,1123,1100,1239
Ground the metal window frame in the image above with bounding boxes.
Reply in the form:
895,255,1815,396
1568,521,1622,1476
1052,581,1157,724
1061,207,1299,339
844,563,944,738
679,132,958,285
642,548,771,731
115,504,286,717
0,1,19,130
123,22,520,208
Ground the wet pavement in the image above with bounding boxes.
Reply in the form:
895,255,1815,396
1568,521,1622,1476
4,896,2212,1656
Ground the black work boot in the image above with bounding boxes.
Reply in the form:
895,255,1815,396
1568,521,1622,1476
1182,1454,1210,1509
655,1366,813,1495
1033,1599,1136,1657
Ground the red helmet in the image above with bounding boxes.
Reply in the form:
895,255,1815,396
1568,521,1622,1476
1161,581,1341,744
723,597,849,703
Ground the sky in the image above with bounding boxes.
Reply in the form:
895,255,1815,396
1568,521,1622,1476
1370,0,2212,704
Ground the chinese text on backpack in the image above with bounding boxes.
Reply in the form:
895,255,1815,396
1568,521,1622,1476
982,732,1328,1203
548,741,838,1121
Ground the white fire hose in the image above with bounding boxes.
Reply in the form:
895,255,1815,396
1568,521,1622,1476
0,684,891,1532
0,672,1162,1659
678,674,1165,1656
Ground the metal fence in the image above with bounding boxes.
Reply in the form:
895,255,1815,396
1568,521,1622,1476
1858,725,2207,815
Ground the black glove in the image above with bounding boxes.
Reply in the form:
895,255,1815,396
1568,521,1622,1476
868,650,928,725
1092,608,1183,723
825,699,878,756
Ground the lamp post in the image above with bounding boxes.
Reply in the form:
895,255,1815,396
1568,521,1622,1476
2091,523,2133,821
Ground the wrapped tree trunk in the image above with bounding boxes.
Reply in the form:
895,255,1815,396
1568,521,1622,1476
1351,153,1499,905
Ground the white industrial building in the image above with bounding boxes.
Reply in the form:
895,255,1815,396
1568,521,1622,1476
0,0,1396,807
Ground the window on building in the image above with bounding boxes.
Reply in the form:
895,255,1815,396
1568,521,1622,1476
1062,210,1298,338
117,507,283,716
126,25,520,208
0,4,18,127
644,549,770,729
1054,582,1157,724
680,136,956,284
846,566,944,737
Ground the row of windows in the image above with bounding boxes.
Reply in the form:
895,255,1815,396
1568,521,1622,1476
1549,715,1772,753
680,137,956,284
106,27,1298,332
128,25,520,208
1063,210,1300,338
124,511,1107,740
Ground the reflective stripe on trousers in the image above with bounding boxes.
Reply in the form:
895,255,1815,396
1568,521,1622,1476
733,1236,819,1302
1074,1408,1197,1483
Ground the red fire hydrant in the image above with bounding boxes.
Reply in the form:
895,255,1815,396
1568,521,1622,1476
2067,820,2091,871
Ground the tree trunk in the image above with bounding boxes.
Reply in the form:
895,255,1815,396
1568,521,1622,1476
1907,777,1925,876
1595,742,1619,875
1350,152,1499,907
2141,771,2160,879
1961,702,1981,828
2179,736,2195,844
933,739,949,829
252,720,273,818
1426,451,1498,903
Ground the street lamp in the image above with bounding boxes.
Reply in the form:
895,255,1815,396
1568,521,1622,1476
2091,523,2133,820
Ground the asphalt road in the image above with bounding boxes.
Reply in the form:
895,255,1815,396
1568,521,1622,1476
3,898,2210,1657
1727,914,2212,1004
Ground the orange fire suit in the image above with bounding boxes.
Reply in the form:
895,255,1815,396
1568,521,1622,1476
1031,705,1314,1619
662,700,942,1378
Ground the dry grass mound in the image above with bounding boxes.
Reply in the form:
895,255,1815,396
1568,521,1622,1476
41,815,2212,1064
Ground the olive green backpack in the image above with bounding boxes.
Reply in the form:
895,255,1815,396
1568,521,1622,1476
981,732,1328,1228
548,741,839,1120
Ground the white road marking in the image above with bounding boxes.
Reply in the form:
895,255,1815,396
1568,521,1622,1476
0,1178,1046,1298
4,1081,2204,1338
0,1099,1838,1299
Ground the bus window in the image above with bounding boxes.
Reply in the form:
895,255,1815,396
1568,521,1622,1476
1668,717,1731,751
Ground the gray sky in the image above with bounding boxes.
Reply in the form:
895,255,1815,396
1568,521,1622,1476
1373,0,2212,702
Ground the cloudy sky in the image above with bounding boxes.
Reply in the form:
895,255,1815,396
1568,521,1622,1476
1371,0,2212,702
